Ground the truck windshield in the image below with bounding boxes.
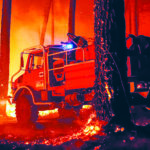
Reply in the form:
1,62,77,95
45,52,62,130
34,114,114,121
21,53,29,70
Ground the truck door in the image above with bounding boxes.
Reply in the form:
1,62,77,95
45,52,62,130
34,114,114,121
48,52,65,96
23,52,45,90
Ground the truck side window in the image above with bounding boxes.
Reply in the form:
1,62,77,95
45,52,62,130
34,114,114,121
48,53,66,69
29,53,43,70
67,50,76,64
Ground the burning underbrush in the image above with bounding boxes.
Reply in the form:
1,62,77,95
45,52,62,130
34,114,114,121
38,113,108,146
0,115,107,148
0,102,108,147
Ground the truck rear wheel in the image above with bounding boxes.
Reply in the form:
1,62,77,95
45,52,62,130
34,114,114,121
16,95,38,124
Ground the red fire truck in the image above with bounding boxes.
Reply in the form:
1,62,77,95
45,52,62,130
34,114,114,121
11,33,96,123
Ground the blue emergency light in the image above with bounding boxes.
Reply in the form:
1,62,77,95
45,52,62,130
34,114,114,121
61,42,74,50
65,44,73,49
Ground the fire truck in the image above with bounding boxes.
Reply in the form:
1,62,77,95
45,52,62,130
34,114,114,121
127,34,150,107
11,33,96,123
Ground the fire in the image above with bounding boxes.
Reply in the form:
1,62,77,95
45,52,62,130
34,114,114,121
40,113,107,146
5,102,93,118
5,101,59,118
39,108,59,118
6,101,16,118
5,100,108,146
82,105,92,109
105,83,112,100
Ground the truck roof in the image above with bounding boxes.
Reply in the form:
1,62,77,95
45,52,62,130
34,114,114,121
22,44,64,54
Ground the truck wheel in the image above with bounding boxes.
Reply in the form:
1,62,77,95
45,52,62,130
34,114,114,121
16,95,38,124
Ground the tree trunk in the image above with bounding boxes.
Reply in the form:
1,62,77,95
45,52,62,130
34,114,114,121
51,0,54,44
40,0,52,45
135,0,139,36
94,0,132,126
0,0,12,98
68,0,76,34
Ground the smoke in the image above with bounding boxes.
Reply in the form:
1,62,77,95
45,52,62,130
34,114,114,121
8,0,95,79
75,0,94,38
9,0,70,78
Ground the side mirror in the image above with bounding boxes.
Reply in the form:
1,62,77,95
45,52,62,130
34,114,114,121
21,54,24,68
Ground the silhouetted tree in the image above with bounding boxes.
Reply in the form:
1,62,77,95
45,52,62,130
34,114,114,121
0,0,12,98
40,0,54,45
94,0,132,128
68,0,76,34
135,0,139,36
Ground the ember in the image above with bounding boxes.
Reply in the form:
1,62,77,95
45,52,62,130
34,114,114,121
38,113,107,146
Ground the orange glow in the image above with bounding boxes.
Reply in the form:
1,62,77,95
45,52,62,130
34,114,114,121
130,82,135,93
6,101,16,118
125,0,150,37
6,0,95,81
105,83,112,100
82,105,92,109
0,0,148,84
40,113,107,146
5,102,59,118
114,126,125,133
39,108,59,117
138,91,149,99
83,116,102,136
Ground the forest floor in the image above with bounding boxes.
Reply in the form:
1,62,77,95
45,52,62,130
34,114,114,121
0,105,150,150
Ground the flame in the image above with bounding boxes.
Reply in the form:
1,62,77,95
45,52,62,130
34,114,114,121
105,83,112,100
6,101,59,118
83,114,102,136
82,105,92,109
39,108,59,118
5,98,93,118
39,113,107,146
5,100,108,146
6,101,16,118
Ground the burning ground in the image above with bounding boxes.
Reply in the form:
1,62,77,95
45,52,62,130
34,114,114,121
0,103,150,150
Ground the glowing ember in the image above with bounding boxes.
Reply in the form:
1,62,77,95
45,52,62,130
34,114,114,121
6,101,59,118
114,126,125,133
4,103,108,146
105,83,111,100
41,113,108,146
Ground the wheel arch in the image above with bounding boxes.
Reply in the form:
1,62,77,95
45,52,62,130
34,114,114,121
13,86,36,104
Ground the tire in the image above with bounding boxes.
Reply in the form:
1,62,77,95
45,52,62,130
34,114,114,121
16,95,38,124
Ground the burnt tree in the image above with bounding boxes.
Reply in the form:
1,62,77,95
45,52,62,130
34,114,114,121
68,0,76,34
94,0,132,127
134,0,139,36
40,0,53,45
0,0,12,98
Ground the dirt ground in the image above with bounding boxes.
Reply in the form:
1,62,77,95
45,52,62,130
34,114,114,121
0,105,150,150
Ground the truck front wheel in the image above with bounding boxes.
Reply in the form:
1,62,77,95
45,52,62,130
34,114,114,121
16,95,38,124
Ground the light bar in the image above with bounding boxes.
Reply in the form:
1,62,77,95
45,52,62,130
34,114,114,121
62,43,73,50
